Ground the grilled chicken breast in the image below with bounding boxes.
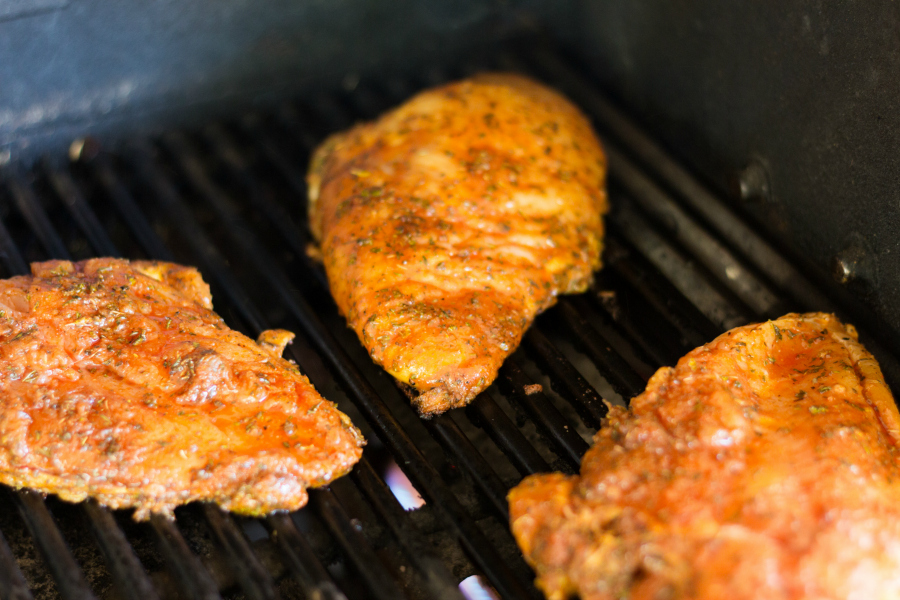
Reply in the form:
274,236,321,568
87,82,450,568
509,313,900,600
308,73,607,415
0,259,363,519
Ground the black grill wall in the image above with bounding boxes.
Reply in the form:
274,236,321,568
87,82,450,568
0,0,567,160
561,1,900,347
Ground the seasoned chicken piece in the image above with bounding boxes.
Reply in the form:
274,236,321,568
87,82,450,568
308,73,607,415
509,313,900,600
0,259,363,519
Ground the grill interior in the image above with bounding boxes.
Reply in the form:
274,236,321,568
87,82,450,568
0,42,896,600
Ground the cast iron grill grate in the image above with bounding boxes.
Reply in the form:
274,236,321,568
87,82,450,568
0,44,894,600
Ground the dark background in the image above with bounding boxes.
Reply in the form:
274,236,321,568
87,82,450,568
2,0,899,341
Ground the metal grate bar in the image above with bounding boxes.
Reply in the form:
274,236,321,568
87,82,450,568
557,299,647,399
329,476,443,599
603,235,720,347
230,106,598,481
14,491,97,600
1,46,880,600
607,146,783,318
115,140,437,598
523,328,608,428
501,50,770,330
81,502,159,600
612,202,750,331
311,489,407,600
528,49,900,388
425,415,510,521
4,170,69,259
201,121,331,298
265,513,347,600
0,223,69,600
5,160,237,600
274,86,605,451
200,123,313,261
290,90,593,465
113,133,476,597
0,525,33,600
58,147,275,600
524,47,834,313
17,152,288,600
272,104,324,156
8,126,536,597
86,152,176,262
13,144,265,600
518,50,900,390
150,516,222,600
348,460,465,599
499,360,589,468
467,393,550,477
349,460,466,600
237,114,309,199
202,506,278,600
588,277,687,370
114,145,411,596
151,130,538,599
567,295,658,381
42,159,119,257
0,211,28,277
1,193,74,272
344,85,392,120
123,141,269,334
0,202,162,600
221,107,575,523
334,457,466,600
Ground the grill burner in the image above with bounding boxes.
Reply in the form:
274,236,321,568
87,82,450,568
0,44,896,600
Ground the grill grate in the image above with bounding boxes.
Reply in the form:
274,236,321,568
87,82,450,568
0,44,893,600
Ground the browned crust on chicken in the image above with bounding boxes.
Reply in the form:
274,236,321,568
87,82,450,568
308,73,607,415
0,258,363,519
510,313,900,600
